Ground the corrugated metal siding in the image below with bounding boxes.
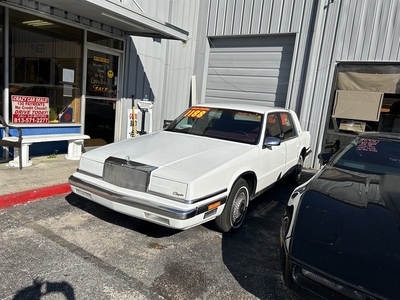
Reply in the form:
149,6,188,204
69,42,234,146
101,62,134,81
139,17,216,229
200,0,317,113
205,35,295,107
125,0,400,171
125,0,316,132
126,0,199,131
300,0,400,168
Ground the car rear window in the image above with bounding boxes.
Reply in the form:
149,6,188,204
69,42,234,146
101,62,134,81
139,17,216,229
332,138,400,175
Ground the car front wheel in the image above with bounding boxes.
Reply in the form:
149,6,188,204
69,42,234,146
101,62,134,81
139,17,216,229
215,178,249,233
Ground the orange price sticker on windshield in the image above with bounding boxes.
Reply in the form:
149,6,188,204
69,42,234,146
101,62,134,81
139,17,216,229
184,107,210,118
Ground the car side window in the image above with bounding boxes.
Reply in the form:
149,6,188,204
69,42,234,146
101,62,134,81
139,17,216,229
265,113,282,138
279,112,296,141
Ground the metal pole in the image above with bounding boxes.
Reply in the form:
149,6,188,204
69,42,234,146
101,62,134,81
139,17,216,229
3,7,9,123
2,7,10,162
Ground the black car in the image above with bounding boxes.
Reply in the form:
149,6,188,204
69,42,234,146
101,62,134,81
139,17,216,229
280,132,400,300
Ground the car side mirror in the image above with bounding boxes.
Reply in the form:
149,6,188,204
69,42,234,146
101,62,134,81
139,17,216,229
263,136,280,149
318,152,333,165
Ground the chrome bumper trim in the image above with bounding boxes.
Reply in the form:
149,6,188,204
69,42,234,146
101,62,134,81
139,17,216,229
69,175,197,220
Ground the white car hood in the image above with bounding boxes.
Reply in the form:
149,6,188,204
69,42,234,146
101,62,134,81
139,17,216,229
82,131,255,175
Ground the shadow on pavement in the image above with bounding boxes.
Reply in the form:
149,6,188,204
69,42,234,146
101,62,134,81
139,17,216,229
13,278,75,300
220,173,314,299
65,193,179,238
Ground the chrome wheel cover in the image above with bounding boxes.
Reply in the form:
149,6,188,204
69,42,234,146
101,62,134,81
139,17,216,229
231,187,249,228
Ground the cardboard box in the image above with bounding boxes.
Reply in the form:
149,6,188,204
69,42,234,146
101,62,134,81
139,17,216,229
339,120,366,133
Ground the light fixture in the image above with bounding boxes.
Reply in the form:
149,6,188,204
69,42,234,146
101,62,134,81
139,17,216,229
22,20,54,27
137,100,153,111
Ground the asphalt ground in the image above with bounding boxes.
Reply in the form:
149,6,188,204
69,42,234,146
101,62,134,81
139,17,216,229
0,153,315,299
0,163,315,299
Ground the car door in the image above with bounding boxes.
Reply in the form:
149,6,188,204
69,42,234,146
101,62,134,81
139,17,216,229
258,112,286,189
278,112,300,174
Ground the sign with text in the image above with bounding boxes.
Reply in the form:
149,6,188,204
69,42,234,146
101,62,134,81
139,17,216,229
87,56,110,94
11,95,49,124
127,109,138,138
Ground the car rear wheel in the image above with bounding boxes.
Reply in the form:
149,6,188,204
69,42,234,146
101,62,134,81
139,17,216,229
215,178,249,233
292,155,304,183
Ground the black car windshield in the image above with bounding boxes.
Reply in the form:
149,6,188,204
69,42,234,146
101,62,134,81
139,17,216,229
165,107,263,144
331,137,400,175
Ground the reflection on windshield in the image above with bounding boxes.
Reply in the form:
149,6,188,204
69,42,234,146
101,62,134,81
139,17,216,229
331,137,400,175
166,107,262,145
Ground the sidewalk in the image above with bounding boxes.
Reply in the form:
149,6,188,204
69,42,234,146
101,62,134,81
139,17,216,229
0,154,79,209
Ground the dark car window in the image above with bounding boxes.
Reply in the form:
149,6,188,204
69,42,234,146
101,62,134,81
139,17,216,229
165,107,263,145
279,112,297,140
331,137,400,175
265,113,281,139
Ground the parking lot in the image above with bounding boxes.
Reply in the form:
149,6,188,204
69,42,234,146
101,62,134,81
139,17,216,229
0,173,314,300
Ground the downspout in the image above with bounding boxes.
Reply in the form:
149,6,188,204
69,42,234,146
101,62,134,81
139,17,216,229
299,0,327,131
80,30,87,134
2,7,10,162
2,7,9,123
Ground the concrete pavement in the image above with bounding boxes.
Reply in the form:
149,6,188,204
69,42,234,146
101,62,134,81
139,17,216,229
0,154,79,209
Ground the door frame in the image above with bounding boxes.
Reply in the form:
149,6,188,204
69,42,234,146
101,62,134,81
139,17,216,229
82,41,125,143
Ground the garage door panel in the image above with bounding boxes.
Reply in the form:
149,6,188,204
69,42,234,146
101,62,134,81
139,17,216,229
206,89,282,102
210,35,295,48
205,95,286,108
207,68,291,78
209,52,282,63
207,76,284,94
206,35,295,107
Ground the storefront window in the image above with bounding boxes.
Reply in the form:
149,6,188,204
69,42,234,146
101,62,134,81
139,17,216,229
9,10,83,124
87,31,123,50
325,63,400,151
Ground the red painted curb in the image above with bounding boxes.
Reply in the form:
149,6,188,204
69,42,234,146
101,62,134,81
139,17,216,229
0,183,71,209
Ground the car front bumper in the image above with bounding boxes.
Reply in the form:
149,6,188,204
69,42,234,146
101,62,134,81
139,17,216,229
69,172,227,230
281,248,381,300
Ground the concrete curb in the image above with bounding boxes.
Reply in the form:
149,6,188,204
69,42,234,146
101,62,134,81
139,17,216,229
0,183,71,209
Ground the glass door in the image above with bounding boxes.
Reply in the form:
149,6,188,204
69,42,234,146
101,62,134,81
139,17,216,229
85,49,121,144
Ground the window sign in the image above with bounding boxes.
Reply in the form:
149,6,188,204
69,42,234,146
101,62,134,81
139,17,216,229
11,95,49,124
62,68,75,83
86,50,119,98
87,56,110,93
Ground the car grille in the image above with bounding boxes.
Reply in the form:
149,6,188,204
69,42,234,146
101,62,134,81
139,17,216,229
103,157,157,192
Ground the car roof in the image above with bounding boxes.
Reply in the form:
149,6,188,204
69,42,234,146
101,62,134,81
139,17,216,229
194,102,290,114
358,131,400,141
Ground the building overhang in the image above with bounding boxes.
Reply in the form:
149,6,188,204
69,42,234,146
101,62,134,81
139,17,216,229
2,0,189,41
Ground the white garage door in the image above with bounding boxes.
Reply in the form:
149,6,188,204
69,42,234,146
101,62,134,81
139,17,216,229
205,35,295,107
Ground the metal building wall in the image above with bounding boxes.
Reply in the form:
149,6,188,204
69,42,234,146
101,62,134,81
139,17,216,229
200,0,318,113
125,0,400,170
126,0,201,131
300,0,400,168
125,0,318,131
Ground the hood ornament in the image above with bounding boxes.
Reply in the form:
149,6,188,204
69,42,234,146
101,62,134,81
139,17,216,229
125,156,131,166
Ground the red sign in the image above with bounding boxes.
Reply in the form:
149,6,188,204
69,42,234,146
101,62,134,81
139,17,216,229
184,107,210,119
11,95,49,124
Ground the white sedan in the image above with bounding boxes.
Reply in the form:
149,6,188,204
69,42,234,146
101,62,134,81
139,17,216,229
69,103,311,232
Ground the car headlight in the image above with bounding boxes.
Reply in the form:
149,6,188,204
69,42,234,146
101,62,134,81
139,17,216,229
78,157,104,177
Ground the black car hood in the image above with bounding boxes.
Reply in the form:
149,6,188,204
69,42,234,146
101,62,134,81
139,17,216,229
290,167,400,299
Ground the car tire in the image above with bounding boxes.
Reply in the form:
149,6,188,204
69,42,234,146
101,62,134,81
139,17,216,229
292,155,304,183
215,178,249,233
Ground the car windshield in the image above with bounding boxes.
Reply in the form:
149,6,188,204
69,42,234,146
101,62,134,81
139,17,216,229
165,107,263,144
331,137,400,175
